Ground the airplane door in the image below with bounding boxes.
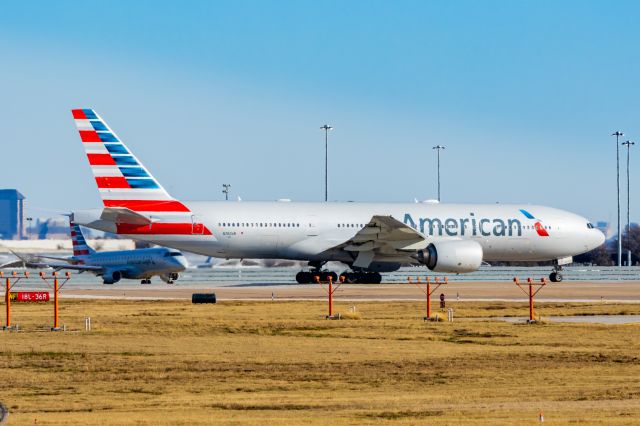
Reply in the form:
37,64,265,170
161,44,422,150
191,215,204,235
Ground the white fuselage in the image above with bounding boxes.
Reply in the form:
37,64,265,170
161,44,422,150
74,202,605,266
74,247,187,279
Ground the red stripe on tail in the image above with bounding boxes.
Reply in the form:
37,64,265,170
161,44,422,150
72,109,87,119
79,130,101,142
95,177,130,189
103,200,191,212
87,154,116,166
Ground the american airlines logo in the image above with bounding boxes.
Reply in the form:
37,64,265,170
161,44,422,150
403,209,550,238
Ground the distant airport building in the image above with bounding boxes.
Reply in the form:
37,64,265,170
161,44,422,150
34,217,70,240
0,189,25,240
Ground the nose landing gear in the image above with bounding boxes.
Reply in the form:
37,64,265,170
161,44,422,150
549,257,572,282
549,265,564,282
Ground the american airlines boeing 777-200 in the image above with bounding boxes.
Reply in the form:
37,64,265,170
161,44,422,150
70,109,604,283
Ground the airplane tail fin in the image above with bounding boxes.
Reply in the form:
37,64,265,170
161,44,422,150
71,109,190,213
70,221,96,256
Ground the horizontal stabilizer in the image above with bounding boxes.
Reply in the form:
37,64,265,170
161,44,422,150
100,207,156,226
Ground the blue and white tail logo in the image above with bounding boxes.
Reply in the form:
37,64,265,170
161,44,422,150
70,221,95,256
71,109,212,236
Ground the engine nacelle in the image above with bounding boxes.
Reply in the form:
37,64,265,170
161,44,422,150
102,270,122,285
414,240,483,273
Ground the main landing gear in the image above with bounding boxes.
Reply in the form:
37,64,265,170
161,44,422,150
141,278,152,284
295,260,383,284
295,270,383,284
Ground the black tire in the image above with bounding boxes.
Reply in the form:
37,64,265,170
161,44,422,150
371,272,382,284
555,272,563,282
549,272,558,282
296,271,308,284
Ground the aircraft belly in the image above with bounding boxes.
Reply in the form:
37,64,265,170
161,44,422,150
124,235,227,258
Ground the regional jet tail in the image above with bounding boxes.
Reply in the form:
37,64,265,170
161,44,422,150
70,109,605,284
2,219,188,285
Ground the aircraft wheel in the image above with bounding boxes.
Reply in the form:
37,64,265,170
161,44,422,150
549,272,562,282
371,272,382,284
296,271,314,284
341,273,359,284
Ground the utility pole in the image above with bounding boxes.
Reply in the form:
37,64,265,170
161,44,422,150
432,145,445,202
612,131,624,267
320,124,333,202
25,217,33,240
623,140,635,266
222,184,231,201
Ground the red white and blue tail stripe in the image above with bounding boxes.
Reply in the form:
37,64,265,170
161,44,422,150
72,109,211,236
70,221,95,256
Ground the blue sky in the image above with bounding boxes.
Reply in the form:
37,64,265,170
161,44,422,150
1,1,639,223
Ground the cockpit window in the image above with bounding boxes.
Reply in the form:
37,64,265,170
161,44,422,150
164,252,183,257
587,223,594,229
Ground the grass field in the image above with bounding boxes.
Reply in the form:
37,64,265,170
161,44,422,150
1,299,640,425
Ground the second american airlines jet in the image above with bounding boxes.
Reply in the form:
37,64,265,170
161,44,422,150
70,109,605,284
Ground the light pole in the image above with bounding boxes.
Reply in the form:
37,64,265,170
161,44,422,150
222,184,231,201
26,217,33,240
320,124,333,202
623,140,635,266
612,131,624,267
432,145,445,202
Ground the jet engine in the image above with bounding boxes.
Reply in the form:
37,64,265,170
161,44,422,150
414,240,483,273
102,270,122,285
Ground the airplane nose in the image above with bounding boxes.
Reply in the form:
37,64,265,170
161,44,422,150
176,256,189,270
593,229,605,249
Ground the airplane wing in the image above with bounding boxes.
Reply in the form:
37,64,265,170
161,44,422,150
26,260,104,273
45,262,103,272
0,259,29,269
332,215,428,268
0,251,103,272
0,250,45,269
38,255,74,262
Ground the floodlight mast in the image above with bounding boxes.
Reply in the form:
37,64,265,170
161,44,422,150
222,184,231,201
320,124,333,202
612,131,624,267
622,140,635,266
432,145,445,202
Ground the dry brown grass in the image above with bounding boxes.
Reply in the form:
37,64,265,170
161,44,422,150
1,299,639,425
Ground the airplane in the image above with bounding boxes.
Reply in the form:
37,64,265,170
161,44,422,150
69,109,605,284
1,220,188,284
